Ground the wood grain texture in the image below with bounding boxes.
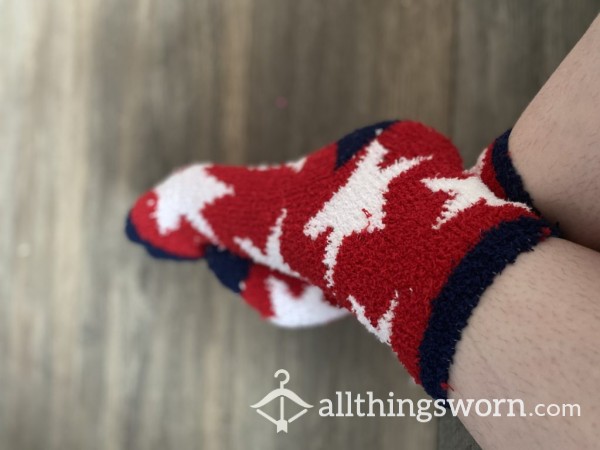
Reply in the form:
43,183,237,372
451,0,600,166
0,1,597,449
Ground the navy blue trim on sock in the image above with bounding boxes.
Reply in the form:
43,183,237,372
204,245,251,293
492,130,561,236
125,214,200,261
418,216,552,400
335,120,398,169
491,129,536,208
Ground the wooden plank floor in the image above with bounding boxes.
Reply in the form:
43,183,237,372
0,1,597,449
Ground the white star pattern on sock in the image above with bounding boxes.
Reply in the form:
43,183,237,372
267,276,348,328
234,208,301,278
465,147,489,177
422,176,528,230
154,165,234,241
304,139,431,287
285,156,307,173
348,294,398,345
246,156,306,173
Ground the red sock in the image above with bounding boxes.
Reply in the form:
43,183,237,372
127,120,552,399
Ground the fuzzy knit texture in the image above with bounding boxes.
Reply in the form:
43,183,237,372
126,120,553,399
471,129,562,238
472,129,536,208
126,218,347,328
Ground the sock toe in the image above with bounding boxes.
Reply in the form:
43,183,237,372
125,212,203,261
127,194,207,260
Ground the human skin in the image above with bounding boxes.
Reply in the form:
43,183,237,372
509,14,600,251
449,238,600,449
449,15,600,449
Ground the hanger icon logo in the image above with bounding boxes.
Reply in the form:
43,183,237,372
250,369,313,433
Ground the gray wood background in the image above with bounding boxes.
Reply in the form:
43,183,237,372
0,1,597,449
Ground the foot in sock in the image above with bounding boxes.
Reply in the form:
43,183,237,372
127,125,541,330
127,120,553,399
126,216,348,328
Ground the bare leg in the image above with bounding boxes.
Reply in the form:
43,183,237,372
509,14,600,250
450,237,600,449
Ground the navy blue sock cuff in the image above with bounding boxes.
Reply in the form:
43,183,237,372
418,216,554,400
491,129,536,209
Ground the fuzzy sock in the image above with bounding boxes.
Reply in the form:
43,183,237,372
126,219,347,328
203,245,348,327
127,127,543,331
470,129,563,236
127,120,552,399
471,129,537,208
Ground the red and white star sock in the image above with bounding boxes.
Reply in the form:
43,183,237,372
126,215,347,328
126,158,348,328
202,245,348,327
127,120,552,399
